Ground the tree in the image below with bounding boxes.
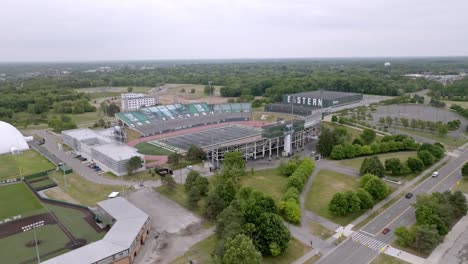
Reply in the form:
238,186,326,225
360,128,376,145
127,87,133,92
344,191,361,213
48,115,77,132
167,152,181,165
239,187,277,224
106,102,120,116
412,225,442,253
282,187,300,203
356,188,374,209
204,85,215,95
254,213,290,256
417,150,435,166
400,117,409,128
185,171,209,196
161,175,176,190
279,161,298,176
317,128,335,157
385,116,393,126
407,157,424,172
190,88,196,93
362,175,388,200
279,198,301,224
329,192,348,216
223,152,245,177
385,158,404,175
187,188,202,208
462,162,468,177
221,234,262,264
126,156,142,175
438,125,448,137
186,145,205,162
395,226,415,247
360,156,385,177
331,115,338,122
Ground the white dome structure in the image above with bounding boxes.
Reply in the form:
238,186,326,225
0,121,30,155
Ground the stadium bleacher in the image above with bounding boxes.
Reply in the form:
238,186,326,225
116,103,252,136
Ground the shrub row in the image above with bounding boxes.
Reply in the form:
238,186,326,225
330,138,420,160
280,158,315,224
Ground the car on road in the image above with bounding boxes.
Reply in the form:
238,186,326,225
186,165,193,170
405,193,413,199
74,155,82,159
94,167,101,172
382,228,390,235
432,171,439,178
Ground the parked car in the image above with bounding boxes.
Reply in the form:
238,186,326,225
186,165,193,170
74,155,82,159
382,228,390,235
405,193,413,199
432,171,439,178
95,168,102,172
80,157,87,162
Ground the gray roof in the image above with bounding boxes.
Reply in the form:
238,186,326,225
43,197,149,264
289,90,361,100
92,143,143,161
62,128,111,144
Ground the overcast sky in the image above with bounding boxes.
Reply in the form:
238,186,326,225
1,0,467,61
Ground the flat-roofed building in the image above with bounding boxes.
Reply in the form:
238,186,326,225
62,128,145,176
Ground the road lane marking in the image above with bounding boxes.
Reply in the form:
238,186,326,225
360,230,375,237
366,157,467,236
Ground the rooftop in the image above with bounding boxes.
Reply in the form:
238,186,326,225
43,197,149,264
92,143,142,161
62,128,111,144
289,90,361,100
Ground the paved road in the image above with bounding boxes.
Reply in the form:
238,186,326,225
318,150,468,264
35,130,159,187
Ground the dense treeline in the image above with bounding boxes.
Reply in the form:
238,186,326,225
0,62,444,103
431,76,468,97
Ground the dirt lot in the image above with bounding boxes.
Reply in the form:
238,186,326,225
128,188,214,264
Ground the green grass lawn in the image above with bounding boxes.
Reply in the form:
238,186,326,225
263,238,309,264
0,224,71,264
370,254,409,264
339,151,417,171
135,142,174,155
240,168,288,202
397,127,467,147
44,204,105,242
48,171,121,206
0,150,55,180
308,221,335,240
155,184,206,216
442,100,468,109
0,182,46,219
170,235,309,264
305,170,362,226
454,178,468,193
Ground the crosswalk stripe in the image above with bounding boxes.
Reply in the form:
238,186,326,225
351,231,387,252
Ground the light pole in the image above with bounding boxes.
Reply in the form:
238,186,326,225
22,220,44,264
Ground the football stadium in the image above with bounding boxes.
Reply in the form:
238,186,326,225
118,102,325,165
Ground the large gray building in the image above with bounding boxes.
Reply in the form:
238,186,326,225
62,128,145,176
265,90,363,116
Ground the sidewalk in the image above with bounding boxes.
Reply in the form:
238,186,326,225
350,156,449,227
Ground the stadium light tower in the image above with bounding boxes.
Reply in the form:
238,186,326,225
208,81,213,97
22,220,44,264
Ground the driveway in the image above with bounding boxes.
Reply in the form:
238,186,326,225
128,188,214,264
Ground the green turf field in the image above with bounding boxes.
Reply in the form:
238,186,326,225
45,204,105,242
0,150,55,180
135,142,174,155
0,183,45,219
0,224,71,264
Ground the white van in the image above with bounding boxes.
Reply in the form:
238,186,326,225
432,171,439,178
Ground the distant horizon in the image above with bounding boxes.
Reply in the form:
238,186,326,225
1,55,468,64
